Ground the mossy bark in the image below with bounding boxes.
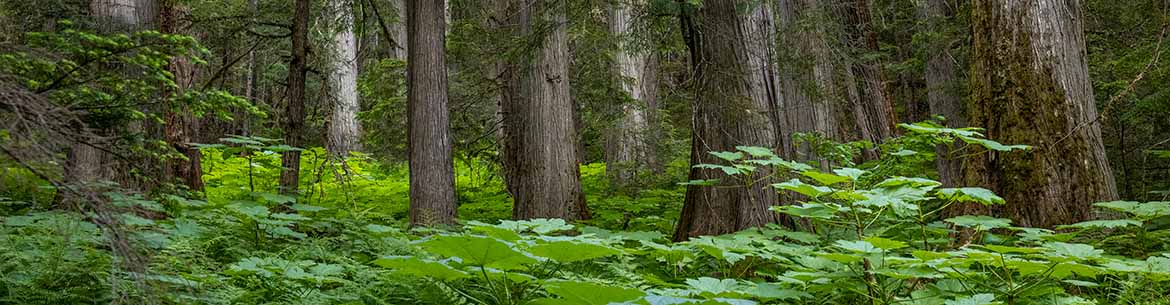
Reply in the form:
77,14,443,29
956,0,1118,228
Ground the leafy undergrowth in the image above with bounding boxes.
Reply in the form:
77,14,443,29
3,125,1170,304
197,136,684,230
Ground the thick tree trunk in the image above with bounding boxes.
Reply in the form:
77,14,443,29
90,0,155,26
499,0,589,220
407,0,458,226
160,0,203,193
673,0,785,241
957,0,1118,228
327,0,362,156
776,0,843,166
845,0,897,149
919,0,965,186
280,0,310,195
61,0,155,205
605,0,661,190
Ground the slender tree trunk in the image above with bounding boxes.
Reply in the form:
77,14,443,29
407,0,458,226
280,0,310,195
244,0,258,124
489,0,510,157
389,0,409,60
159,0,203,193
956,0,1118,228
605,0,661,190
919,0,965,186
499,0,589,220
673,0,785,241
327,0,362,156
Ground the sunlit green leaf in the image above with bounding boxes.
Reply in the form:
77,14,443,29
372,256,469,281
416,235,537,270
944,215,1012,230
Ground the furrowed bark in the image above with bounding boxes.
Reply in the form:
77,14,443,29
674,0,785,241
327,0,363,156
280,0,309,195
160,0,203,193
499,0,589,221
776,0,844,166
407,0,458,226
605,0,661,190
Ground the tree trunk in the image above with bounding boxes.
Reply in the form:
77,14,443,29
605,0,661,190
845,0,897,150
90,0,155,26
776,0,843,166
673,0,785,241
957,0,1118,228
919,0,965,186
407,0,458,226
327,0,362,156
389,0,409,60
160,0,203,193
499,0,589,221
61,0,154,205
280,0,310,195
244,0,258,131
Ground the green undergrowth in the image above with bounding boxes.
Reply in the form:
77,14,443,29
198,135,687,232
2,125,1170,304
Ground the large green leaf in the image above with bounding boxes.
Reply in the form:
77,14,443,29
685,277,742,296
1044,242,1103,261
466,221,524,241
709,151,744,162
493,219,574,234
772,179,832,198
944,215,1012,230
864,236,908,251
416,235,537,270
1058,219,1142,230
736,146,776,158
771,203,837,220
535,280,646,305
957,136,1030,152
835,240,880,254
528,241,620,263
937,188,1005,205
695,164,742,176
801,171,851,186
875,177,941,189
1093,201,1141,213
1131,202,1170,218
856,186,928,217
371,256,469,281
